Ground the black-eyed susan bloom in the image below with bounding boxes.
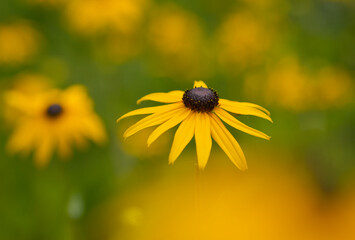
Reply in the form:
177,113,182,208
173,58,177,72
4,84,107,167
117,81,272,170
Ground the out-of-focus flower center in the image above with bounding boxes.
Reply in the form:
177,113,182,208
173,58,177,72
46,103,63,118
183,87,219,112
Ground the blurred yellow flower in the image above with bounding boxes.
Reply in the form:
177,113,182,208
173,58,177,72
88,159,329,240
4,84,107,167
65,0,148,36
117,81,271,170
216,11,274,70
0,21,41,65
147,5,211,79
261,57,353,111
316,67,353,109
2,73,53,125
264,57,310,110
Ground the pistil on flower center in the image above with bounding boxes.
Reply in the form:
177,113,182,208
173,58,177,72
46,104,63,118
183,87,219,112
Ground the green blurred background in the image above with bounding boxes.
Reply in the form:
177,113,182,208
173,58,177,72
0,0,355,239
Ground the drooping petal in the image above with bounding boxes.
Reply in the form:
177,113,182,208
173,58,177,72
215,107,270,140
7,121,37,155
193,80,208,88
34,135,54,168
137,90,184,104
147,108,190,147
57,134,72,159
169,113,196,164
209,113,247,171
117,102,183,122
219,99,273,122
237,102,270,115
195,113,212,169
123,105,184,138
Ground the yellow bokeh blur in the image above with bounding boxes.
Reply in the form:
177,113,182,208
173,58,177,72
0,20,41,65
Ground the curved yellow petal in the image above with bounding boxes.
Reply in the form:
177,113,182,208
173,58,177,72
137,90,184,104
117,102,183,122
209,113,247,171
215,107,270,140
195,113,212,169
238,102,270,115
147,108,190,147
123,105,184,138
169,112,196,164
193,81,208,88
219,99,273,122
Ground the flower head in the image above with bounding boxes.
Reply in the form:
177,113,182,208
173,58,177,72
117,81,272,170
4,84,107,167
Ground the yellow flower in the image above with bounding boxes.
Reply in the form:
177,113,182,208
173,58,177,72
65,0,148,36
5,85,107,167
2,73,53,126
147,4,211,80
216,11,273,69
0,21,41,65
117,81,272,170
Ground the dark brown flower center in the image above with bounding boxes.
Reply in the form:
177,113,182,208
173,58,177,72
46,104,63,118
182,87,219,112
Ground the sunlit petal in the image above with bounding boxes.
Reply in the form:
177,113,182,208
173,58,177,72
169,113,196,164
124,106,184,138
215,107,270,140
137,90,184,104
193,80,208,88
117,102,184,122
219,99,273,122
210,113,247,171
195,113,212,169
147,108,190,147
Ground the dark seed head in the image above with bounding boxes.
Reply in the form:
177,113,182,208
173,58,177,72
46,104,63,118
183,87,219,112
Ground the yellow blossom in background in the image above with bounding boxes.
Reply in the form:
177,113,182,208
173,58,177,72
0,21,41,65
2,73,53,125
65,0,148,36
117,81,271,170
87,158,339,240
4,84,107,167
216,11,274,70
264,57,311,111
147,4,211,79
316,67,353,109
259,57,353,111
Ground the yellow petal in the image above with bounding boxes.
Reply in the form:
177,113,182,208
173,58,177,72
169,112,196,164
219,99,273,122
147,108,190,147
7,121,36,155
137,90,184,104
57,134,72,159
237,102,270,115
34,135,54,168
209,113,247,171
215,107,270,140
195,113,212,169
123,105,184,138
117,102,183,122
193,80,208,88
